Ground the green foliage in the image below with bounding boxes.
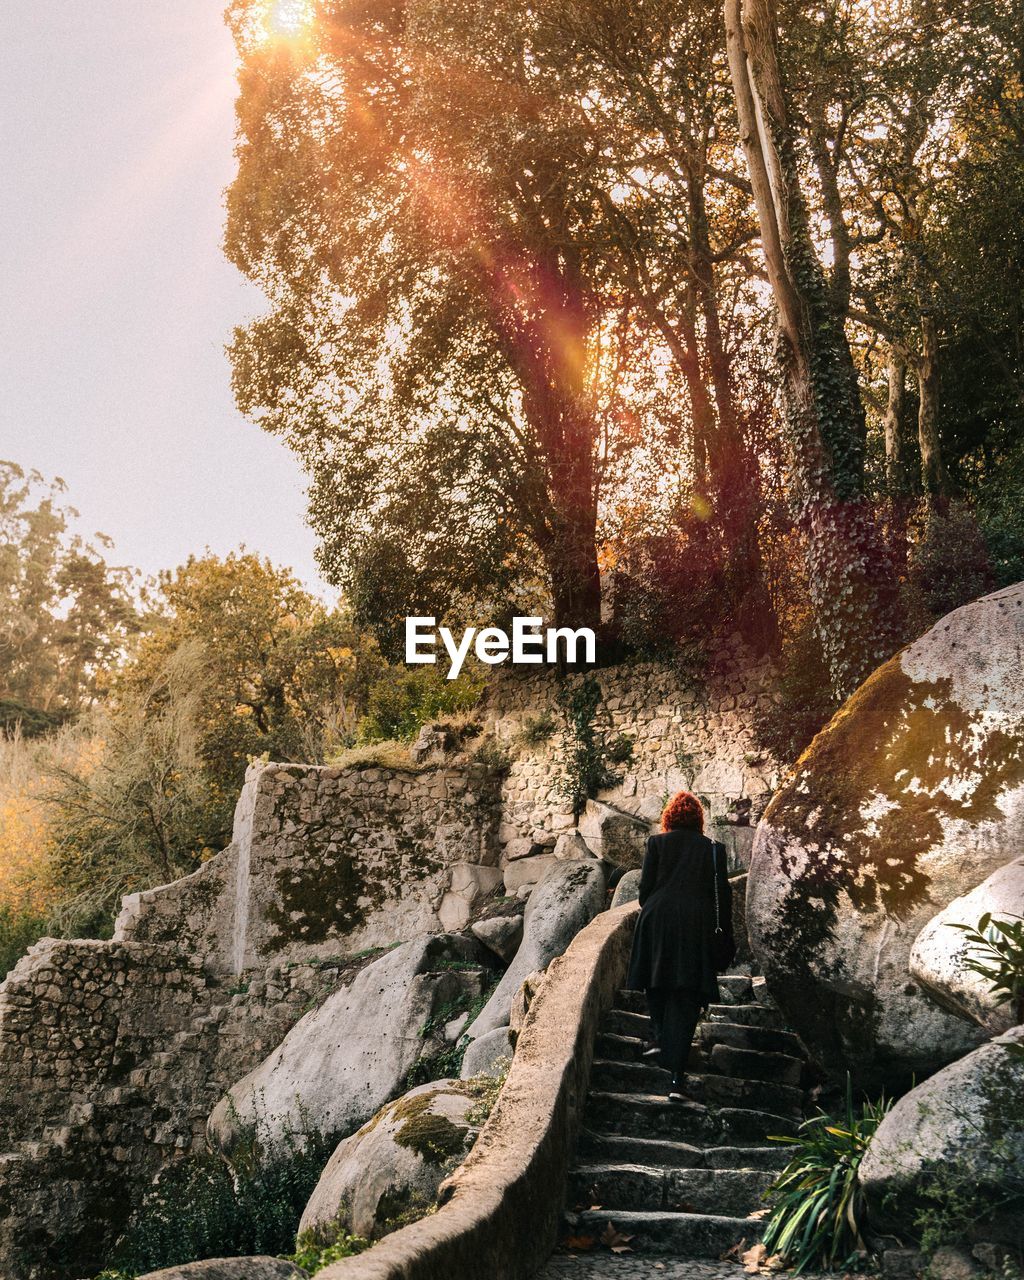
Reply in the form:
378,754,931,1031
0,461,140,717
604,733,634,767
404,975,502,1087
762,1081,891,1273
753,619,840,764
554,675,611,817
357,667,483,744
101,1114,336,1276
127,552,383,780
608,527,725,670
288,1220,369,1274
0,903,47,981
947,913,1024,1024
519,711,558,747
44,644,230,938
906,503,993,625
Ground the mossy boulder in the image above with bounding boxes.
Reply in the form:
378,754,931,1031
858,1026,1024,1248
298,1081,479,1241
748,583,1024,1086
207,936,489,1158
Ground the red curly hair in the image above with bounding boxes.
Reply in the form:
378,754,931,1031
661,790,704,832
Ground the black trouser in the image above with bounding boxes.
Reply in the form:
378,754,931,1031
645,988,704,1076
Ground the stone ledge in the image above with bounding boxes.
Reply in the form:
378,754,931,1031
313,901,640,1280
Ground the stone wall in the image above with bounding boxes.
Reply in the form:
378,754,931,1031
0,653,777,1278
116,758,504,974
485,644,781,871
0,937,330,1278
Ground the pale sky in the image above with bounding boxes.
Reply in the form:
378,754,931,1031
0,2,332,596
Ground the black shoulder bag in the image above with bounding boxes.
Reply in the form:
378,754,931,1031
711,841,737,972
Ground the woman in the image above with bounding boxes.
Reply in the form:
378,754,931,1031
626,790,734,1101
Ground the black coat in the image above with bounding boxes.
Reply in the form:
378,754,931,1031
625,829,733,1003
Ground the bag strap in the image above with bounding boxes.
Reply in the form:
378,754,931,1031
712,840,723,934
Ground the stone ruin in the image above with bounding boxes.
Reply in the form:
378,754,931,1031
0,653,778,1278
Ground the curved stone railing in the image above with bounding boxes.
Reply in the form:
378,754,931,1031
316,899,639,1280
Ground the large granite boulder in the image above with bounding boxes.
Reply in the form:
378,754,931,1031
909,855,1024,1036
858,1027,1024,1246
577,800,650,867
748,583,1024,1085
464,860,607,1042
208,936,489,1157
298,1080,479,1242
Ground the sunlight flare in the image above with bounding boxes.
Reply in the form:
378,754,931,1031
266,0,313,40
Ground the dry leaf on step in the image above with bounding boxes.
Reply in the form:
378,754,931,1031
743,1242,768,1272
599,1221,635,1253
720,1238,748,1262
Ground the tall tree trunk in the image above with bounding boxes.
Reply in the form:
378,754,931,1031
917,313,950,500
724,0,902,697
546,448,602,638
883,351,914,498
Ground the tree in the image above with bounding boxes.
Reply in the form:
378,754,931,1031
724,0,903,696
125,552,382,793
0,462,138,716
226,0,656,634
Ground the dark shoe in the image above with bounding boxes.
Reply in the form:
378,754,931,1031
668,1074,686,1102
640,1040,661,1059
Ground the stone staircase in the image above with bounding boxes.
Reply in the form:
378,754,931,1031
563,971,809,1257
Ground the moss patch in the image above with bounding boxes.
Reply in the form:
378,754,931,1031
764,659,1024,962
389,1092,470,1166
265,848,384,948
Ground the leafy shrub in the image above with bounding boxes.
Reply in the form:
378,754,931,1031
608,526,727,670
906,501,993,624
519,711,557,747
753,619,839,765
762,1080,890,1272
0,903,47,981
554,675,611,816
100,1115,336,1276
288,1220,368,1275
947,912,1024,1056
357,667,483,743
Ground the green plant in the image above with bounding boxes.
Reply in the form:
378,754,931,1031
462,1065,509,1126
947,913,1024,1028
470,736,512,772
100,1112,336,1275
288,1221,368,1274
519,711,557,746
404,975,501,1087
0,903,47,982
555,675,611,816
356,667,483,743
761,1080,891,1273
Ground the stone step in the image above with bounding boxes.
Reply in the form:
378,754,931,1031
586,1091,799,1145
606,1008,654,1039
700,1021,803,1057
600,1020,800,1063
576,1130,790,1172
615,974,753,1014
707,1002,783,1029
590,1060,803,1115
572,1208,761,1257
709,1043,804,1087
569,1163,776,1216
